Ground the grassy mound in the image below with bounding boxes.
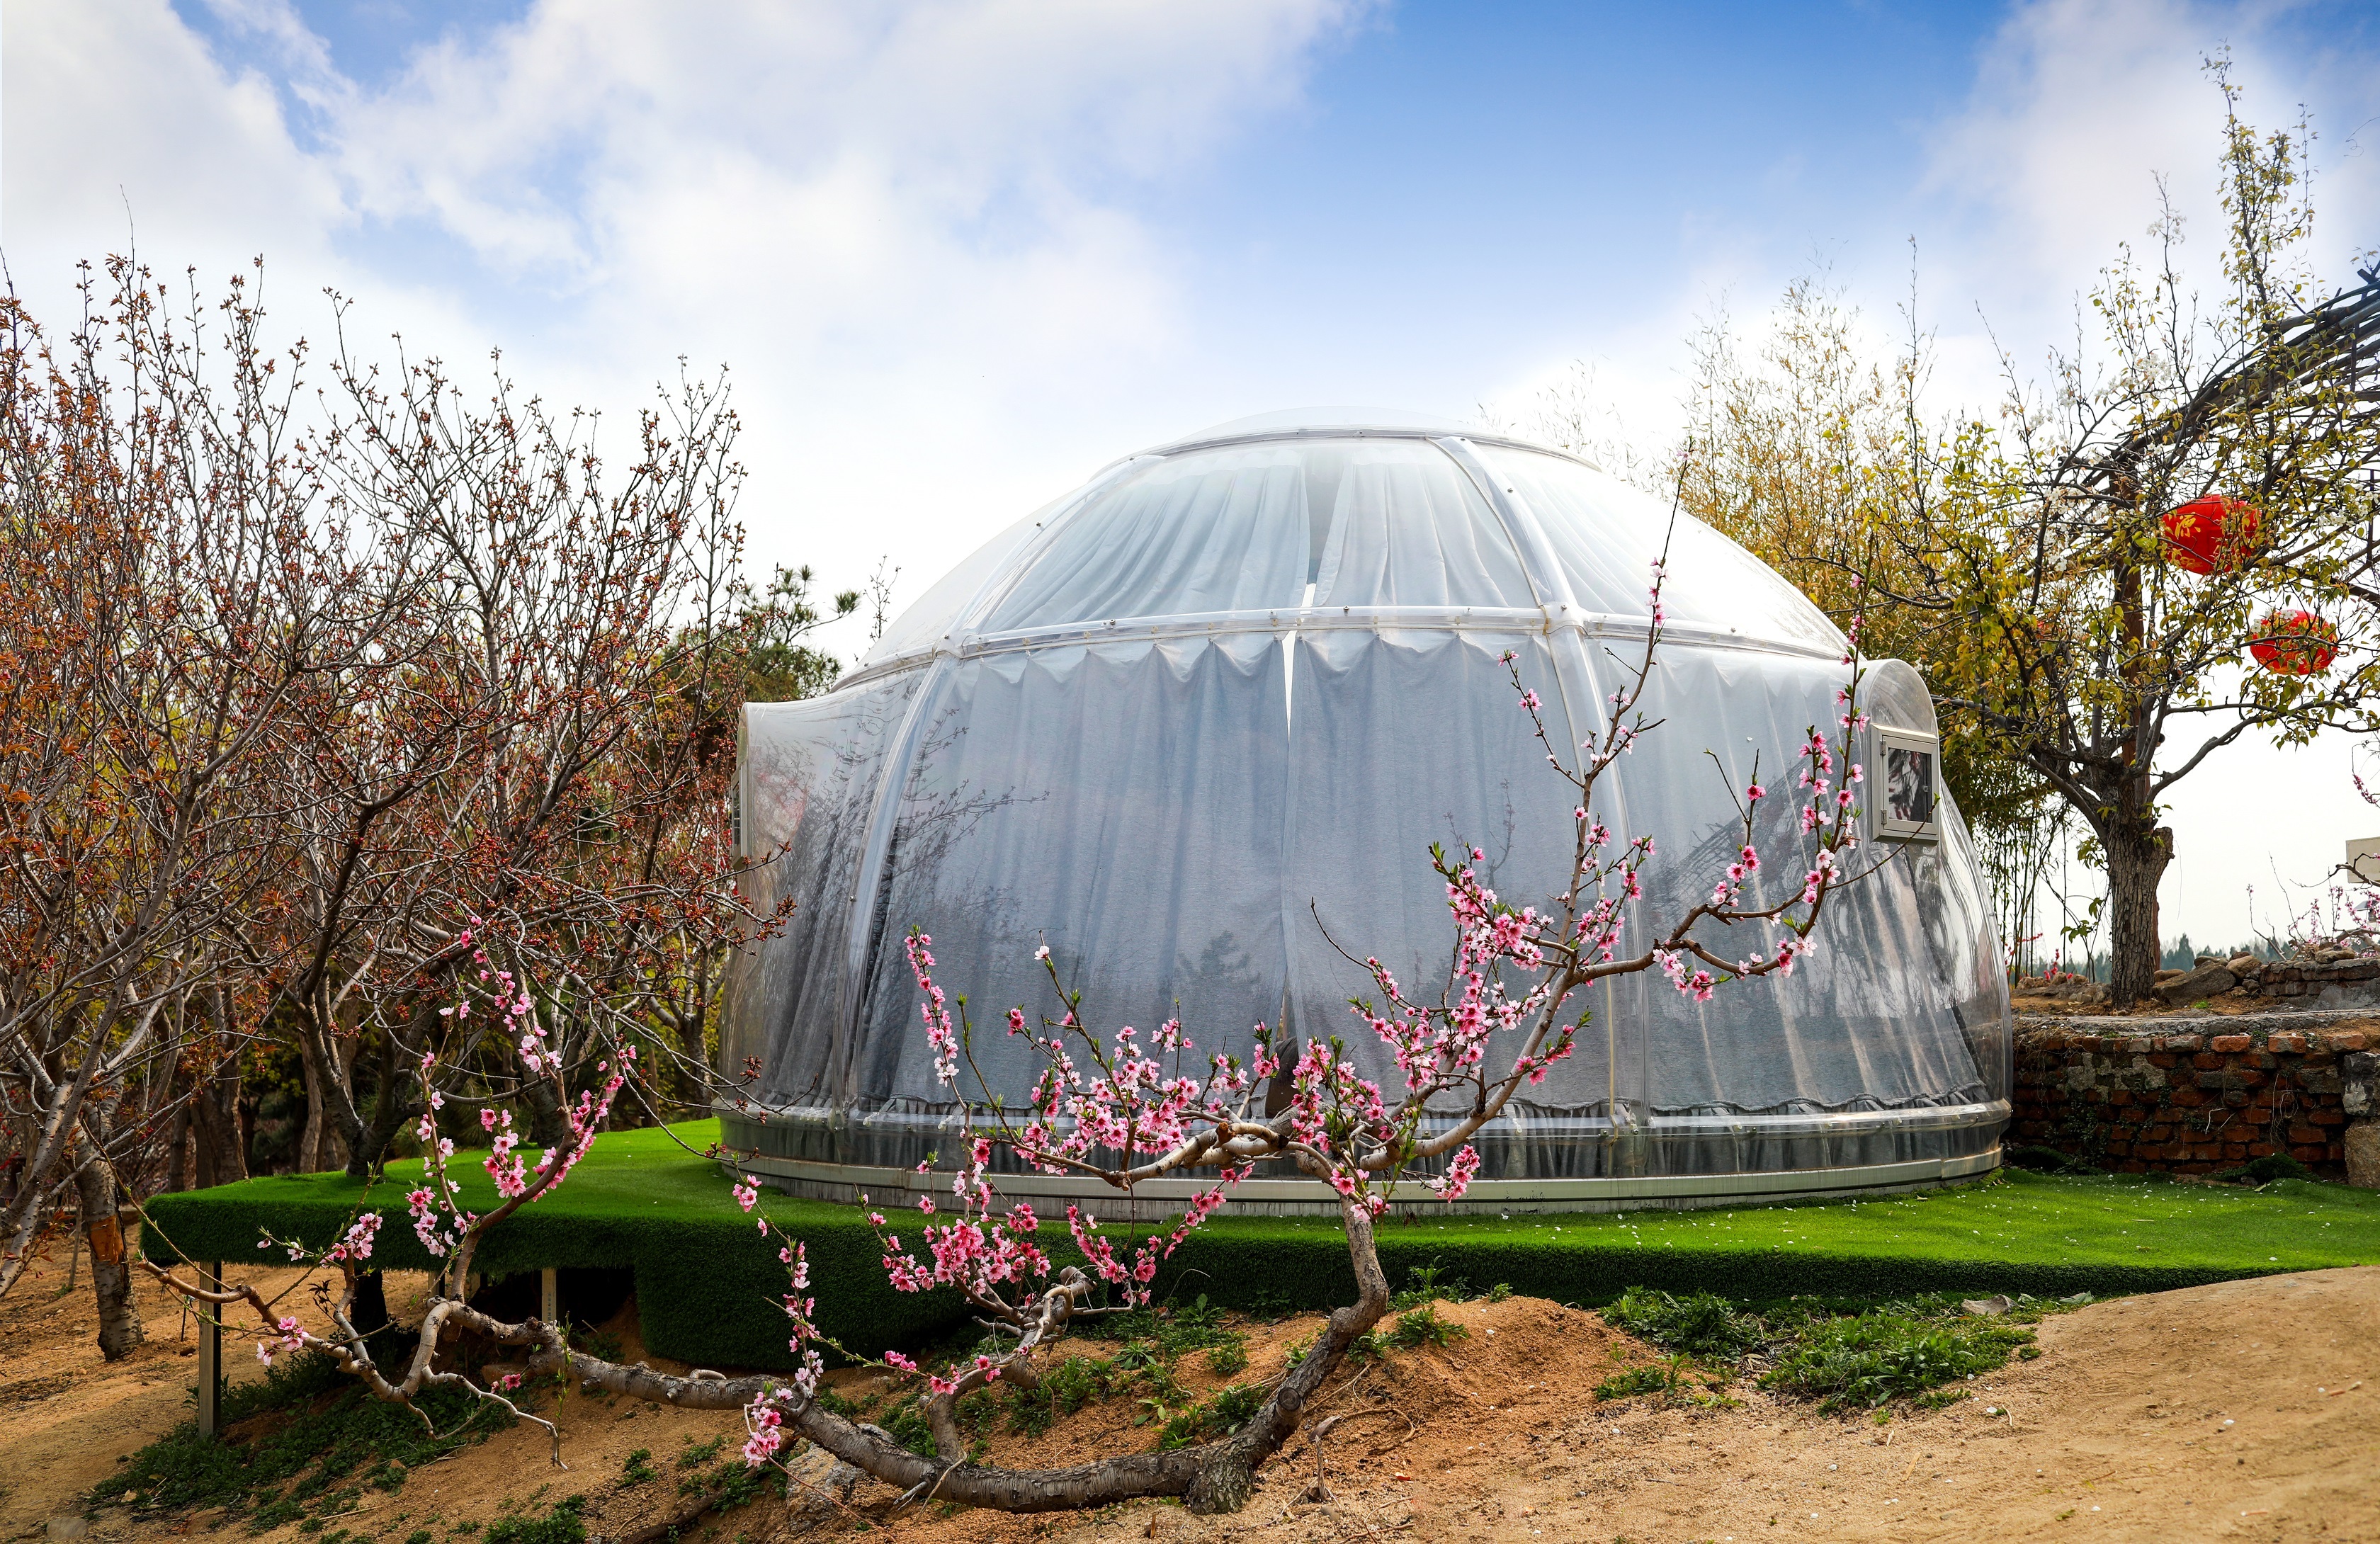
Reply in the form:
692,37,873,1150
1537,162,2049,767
144,1124,2380,1372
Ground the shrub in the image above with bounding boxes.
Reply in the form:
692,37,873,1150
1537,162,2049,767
1158,1385,1266,1449
1603,1288,1763,1358
1759,1316,2033,1412
2212,1153,2320,1186
1388,1304,1468,1351
482,1497,586,1544
1593,1363,1680,1401
1389,1260,1470,1310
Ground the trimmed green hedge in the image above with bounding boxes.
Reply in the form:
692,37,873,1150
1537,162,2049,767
145,1124,2380,1373
1175,1172,2380,1311
140,1123,954,1368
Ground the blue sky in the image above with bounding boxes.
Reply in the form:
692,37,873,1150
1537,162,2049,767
8,0,2380,946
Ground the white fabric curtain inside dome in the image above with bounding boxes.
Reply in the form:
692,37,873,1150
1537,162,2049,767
725,425,2010,1182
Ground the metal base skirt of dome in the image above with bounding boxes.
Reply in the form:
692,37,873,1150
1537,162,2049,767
713,1102,2008,1215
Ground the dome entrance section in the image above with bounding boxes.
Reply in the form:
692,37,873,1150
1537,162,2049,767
722,420,2011,1210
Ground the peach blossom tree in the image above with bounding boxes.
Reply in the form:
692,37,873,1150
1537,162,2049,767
147,543,1880,1516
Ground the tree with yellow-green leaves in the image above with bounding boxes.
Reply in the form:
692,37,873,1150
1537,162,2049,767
1670,276,2057,836
1866,80,2379,1007
1537,73,2380,1006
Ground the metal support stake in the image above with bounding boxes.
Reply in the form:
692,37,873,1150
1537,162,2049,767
540,1267,558,1327
196,1262,222,1439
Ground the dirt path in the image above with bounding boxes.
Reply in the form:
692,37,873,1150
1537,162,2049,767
4,1245,2375,1543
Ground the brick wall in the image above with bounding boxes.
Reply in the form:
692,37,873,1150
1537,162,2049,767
2011,1014,2380,1175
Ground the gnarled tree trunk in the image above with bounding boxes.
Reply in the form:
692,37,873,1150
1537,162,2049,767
2105,821,2172,1006
534,1196,1396,1515
341,1026,418,1182
297,1029,349,1174
164,1084,191,1194
72,1136,143,1360
191,1060,248,1188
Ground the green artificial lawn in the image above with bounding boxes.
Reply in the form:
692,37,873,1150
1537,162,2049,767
143,1122,2380,1374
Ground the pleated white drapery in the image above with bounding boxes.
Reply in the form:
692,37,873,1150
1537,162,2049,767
725,413,2010,1188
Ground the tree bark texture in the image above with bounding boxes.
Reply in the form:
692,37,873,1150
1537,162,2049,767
670,1007,708,1112
297,1031,348,1174
2106,823,2172,1006
72,1140,144,1360
523,1068,570,1150
191,1060,249,1189
339,1026,417,1181
164,1093,191,1194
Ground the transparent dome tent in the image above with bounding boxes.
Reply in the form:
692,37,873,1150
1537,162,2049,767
720,409,2011,1211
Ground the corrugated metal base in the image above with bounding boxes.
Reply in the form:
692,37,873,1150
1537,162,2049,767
722,1145,2004,1215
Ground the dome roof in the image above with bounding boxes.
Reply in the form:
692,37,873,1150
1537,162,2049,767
725,411,2010,1205
855,411,1840,677
1148,404,1473,450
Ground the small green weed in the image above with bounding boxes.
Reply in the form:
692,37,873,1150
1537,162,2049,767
1157,1385,1265,1449
881,1397,938,1458
618,1449,657,1487
1593,1363,1680,1402
1204,1341,1248,1378
1604,1288,1763,1358
1004,1355,1101,1436
675,1455,783,1512
1389,1260,1470,1310
1101,1344,1184,1404
676,1436,726,1469
1240,1288,1300,1321
1388,1304,1468,1351
1092,1295,1239,1359
1758,1317,2033,1412
482,1497,587,1544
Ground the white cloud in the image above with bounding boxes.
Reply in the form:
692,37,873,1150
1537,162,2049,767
1475,0,2380,951
13,0,2373,951
1918,0,2380,948
1,0,345,278
6,0,1368,616
1920,0,2380,401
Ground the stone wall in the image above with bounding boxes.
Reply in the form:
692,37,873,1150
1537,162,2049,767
2172,954,2380,1009
2017,955,2380,1011
2011,1012,2380,1176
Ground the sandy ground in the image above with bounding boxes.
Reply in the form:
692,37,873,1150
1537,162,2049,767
4,1240,2377,1544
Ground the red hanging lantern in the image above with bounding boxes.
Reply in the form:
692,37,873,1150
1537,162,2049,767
2161,495,2261,574
2248,609,2338,675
